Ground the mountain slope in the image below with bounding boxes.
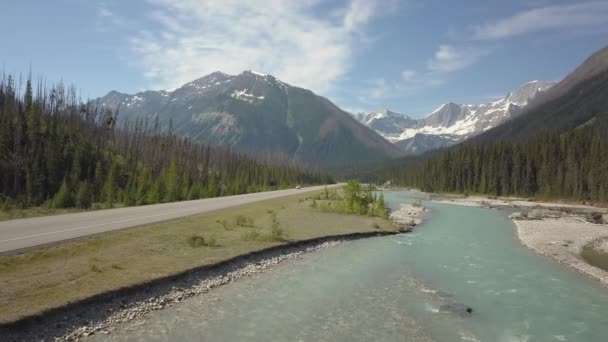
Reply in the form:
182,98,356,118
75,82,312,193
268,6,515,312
370,45,608,201
475,46,608,142
354,109,418,136
96,71,403,168
355,80,555,154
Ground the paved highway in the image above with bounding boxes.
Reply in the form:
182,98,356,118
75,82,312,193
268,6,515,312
0,184,340,254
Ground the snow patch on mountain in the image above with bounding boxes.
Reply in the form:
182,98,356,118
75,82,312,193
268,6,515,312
355,80,556,154
230,89,265,103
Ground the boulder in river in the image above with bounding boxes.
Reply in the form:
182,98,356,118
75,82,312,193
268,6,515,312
390,204,424,233
586,212,605,224
509,212,524,220
439,302,474,317
398,224,414,233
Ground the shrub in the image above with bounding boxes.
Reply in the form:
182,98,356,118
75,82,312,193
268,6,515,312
0,198,13,212
51,180,73,209
187,234,207,247
206,236,218,247
270,211,287,241
217,219,232,231
75,182,92,209
235,215,247,226
235,215,254,227
92,202,105,210
241,229,260,241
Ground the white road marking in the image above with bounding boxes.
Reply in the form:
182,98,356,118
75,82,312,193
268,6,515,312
0,206,209,243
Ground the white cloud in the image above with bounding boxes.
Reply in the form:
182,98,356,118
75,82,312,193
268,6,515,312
401,69,417,81
98,6,113,18
96,3,131,32
128,0,387,94
473,1,608,40
368,78,390,99
360,73,444,103
427,45,489,73
418,1,608,80
343,0,376,33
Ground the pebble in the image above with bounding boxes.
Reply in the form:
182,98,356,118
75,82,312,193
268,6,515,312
50,240,347,341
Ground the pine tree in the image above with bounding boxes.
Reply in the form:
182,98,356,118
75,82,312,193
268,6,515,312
52,179,73,208
75,181,92,209
164,157,180,202
103,162,117,208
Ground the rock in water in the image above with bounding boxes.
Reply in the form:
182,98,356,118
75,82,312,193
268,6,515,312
587,212,605,224
439,302,474,317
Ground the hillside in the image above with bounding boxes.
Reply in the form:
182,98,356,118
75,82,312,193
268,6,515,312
97,71,403,168
371,46,608,201
0,75,331,210
474,47,608,142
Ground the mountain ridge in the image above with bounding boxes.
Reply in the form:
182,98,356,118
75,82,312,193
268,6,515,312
354,80,556,154
473,47,608,143
96,70,404,168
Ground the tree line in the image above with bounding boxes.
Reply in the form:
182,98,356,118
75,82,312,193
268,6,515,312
0,74,332,209
375,124,608,202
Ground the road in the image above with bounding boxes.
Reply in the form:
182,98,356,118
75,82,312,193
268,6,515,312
0,184,340,254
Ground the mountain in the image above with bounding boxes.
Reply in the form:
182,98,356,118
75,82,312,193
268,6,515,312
355,81,556,154
370,46,608,202
394,133,458,154
475,46,608,142
96,71,403,168
354,109,418,136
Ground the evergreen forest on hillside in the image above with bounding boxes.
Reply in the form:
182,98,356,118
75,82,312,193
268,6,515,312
0,75,331,210
375,124,608,202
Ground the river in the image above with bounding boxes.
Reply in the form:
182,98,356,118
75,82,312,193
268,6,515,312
91,190,608,341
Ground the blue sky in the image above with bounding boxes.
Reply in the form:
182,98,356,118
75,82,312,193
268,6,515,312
2,0,607,117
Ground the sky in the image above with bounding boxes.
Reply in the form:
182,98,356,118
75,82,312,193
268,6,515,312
1,0,607,117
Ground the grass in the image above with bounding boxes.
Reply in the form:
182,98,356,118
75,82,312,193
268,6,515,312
581,238,608,272
0,207,86,222
0,189,395,323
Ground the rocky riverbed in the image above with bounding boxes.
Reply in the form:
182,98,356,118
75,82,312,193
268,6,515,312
0,232,395,342
513,216,608,288
390,204,427,233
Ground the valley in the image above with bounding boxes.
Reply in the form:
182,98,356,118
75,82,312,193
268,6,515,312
1,3,608,340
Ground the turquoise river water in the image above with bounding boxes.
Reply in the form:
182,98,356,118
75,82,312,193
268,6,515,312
91,191,608,341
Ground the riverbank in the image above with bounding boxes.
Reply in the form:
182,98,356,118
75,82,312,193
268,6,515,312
514,218,608,287
0,232,395,342
430,193,608,288
0,189,396,327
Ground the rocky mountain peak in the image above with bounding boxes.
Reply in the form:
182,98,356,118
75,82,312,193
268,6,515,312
355,79,556,155
95,70,403,167
505,80,556,106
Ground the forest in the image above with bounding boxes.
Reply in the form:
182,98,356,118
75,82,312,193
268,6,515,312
375,124,608,202
0,74,332,210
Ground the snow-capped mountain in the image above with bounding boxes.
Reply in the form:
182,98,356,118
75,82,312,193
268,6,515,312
355,80,556,154
354,109,418,136
95,70,403,167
